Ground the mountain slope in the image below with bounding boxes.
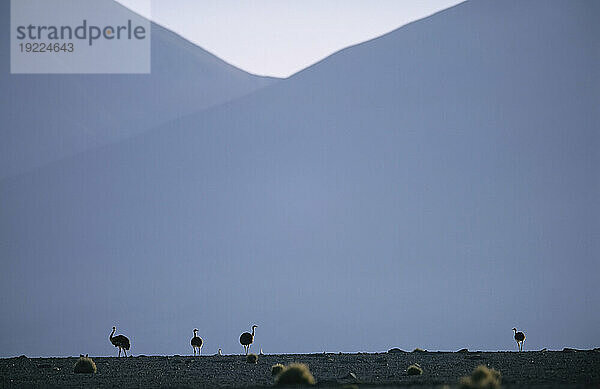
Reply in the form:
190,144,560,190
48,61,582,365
0,0,598,356
0,0,277,178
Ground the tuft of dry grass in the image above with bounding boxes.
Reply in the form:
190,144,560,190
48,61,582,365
388,348,404,353
73,356,96,374
407,363,423,375
275,363,315,386
271,363,285,376
246,353,258,364
459,365,501,389
412,348,427,353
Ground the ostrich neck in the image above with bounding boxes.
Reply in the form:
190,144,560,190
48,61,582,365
251,328,255,337
110,328,115,339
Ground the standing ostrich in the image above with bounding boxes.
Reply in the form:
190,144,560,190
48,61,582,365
109,326,130,357
513,327,526,351
240,325,257,355
191,329,203,356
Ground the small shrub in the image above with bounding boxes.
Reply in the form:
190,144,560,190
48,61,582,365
412,348,426,352
459,365,501,389
388,348,404,353
246,353,258,364
271,363,285,376
275,363,315,386
73,356,97,374
407,363,423,375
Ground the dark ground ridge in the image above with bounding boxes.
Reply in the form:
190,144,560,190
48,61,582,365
1,350,599,388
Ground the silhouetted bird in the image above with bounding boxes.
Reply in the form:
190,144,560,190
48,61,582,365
240,325,257,355
191,328,203,356
513,327,525,351
109,326,130,357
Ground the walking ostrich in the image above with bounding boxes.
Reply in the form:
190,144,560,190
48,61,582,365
191,329,203,356
513,327,526,351
109,326,130,357
240,325,257,355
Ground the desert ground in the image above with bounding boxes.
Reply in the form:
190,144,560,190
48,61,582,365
1,350,599,388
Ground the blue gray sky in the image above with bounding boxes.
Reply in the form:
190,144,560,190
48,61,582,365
115,0,464,77
1,0,598,358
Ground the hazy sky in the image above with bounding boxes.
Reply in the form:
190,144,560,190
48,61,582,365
115,0,464,77
2,0,597,358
